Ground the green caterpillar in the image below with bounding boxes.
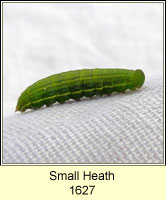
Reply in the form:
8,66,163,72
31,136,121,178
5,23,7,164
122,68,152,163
16,68,145,112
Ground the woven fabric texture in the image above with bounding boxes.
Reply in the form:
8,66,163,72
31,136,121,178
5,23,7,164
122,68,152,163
3,78,163,163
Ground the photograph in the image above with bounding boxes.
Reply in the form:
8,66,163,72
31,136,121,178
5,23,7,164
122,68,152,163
3,2,164,164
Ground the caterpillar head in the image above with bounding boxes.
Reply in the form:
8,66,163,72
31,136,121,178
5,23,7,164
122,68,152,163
132,69,145,89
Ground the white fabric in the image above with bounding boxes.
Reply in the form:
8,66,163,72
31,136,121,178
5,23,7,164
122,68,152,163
4,78,163,163
3,3,163,163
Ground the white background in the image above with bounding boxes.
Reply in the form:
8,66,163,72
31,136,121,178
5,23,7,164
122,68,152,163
3,2,163,117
